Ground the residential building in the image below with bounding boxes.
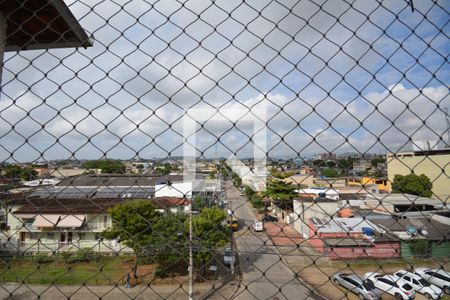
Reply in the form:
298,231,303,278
283,174,314,187
3,196,191,254
312,153,337,161
370,214,450,259
292,196,341,238
386,149,450,199
364,193,447,214
308,217,400,259
352,160,372,174
347,177,388,192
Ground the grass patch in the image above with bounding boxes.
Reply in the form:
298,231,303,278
0,255,132,285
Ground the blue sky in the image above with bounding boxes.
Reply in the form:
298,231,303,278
0,0,449,162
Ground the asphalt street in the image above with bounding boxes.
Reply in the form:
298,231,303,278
220,181,314,300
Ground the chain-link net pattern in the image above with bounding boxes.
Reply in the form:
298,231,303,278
0,0,449,299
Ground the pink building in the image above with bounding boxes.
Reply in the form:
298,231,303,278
308,217,400,260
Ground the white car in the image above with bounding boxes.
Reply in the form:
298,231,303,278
415,268,450,295
252,221,263,232
364,272,416,300
393,270,443,299
223,247,235,266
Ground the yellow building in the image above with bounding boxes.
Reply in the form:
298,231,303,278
386,149,450,200
347,177,388,192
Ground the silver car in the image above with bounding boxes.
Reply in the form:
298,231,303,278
332,272,382,300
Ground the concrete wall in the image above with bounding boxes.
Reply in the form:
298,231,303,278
387,153,450,199
293,200,340,238
327,242,400,260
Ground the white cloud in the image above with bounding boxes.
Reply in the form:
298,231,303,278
0,0,448,161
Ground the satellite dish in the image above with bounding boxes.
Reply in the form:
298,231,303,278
420,229,428,236
406,225,417,235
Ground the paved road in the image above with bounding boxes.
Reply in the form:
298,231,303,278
218,181,314,300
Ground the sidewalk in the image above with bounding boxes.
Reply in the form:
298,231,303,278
0,281,238,300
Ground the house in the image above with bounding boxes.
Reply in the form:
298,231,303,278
370,214,450,259
292,195,341,238
347,177,388,192
308,217,400,260
352,160,372,174
4,196,192,254
7,198,126,254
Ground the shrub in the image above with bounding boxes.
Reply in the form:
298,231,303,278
409,239,430,257
155,267,168,278
65,249,100,264
33,253,54,264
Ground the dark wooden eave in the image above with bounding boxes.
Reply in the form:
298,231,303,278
0,0,93,51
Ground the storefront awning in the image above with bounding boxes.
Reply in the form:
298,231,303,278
32,214,60,227
58,215,85,228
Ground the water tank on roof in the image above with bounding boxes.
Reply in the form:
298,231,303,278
406,225,417,236
362,227,375,237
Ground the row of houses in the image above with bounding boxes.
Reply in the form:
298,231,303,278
282,192,450,260
308,214,450,260
0,174,221,254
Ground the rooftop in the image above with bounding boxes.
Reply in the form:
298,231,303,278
311,217,382,234
370,217,450,241
57,174,183,187
387,149,450,158
13,196,190,214
1,0,93,51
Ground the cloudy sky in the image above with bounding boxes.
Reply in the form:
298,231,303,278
0,0,449,162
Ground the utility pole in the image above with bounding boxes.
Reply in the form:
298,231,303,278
188,201,194,300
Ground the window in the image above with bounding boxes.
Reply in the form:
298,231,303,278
402,284,413,291
103,215,108,227
412,279,419,285
47,233,54,240
432,272,450,282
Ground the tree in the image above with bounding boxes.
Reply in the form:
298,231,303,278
312,159,323,166
148,213,189,274
231,172,242,187
265,179,297,202
392,174,433,197
191,206,229,270
82,160,125,174
4,165,38,181
102,200,159,275
192,195,206,211
321,168,340,178
371,156,385,167
337,158,354,175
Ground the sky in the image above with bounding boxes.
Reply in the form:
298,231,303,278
0,0,449,162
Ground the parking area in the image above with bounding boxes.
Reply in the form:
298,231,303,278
290,260,450,300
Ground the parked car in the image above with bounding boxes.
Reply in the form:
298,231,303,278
331,272,382,300
415,268,450,295
262,214,278,222
393,270,443,299
364,272,416,300
226,217,239,231
223,247,235,266
252,221,263,232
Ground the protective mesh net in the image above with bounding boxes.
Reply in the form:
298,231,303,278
0,0,449,299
